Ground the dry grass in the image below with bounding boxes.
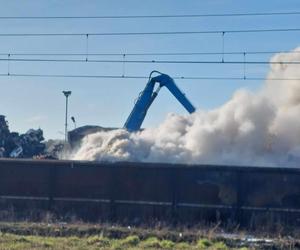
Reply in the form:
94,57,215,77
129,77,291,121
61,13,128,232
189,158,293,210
0,221,298,249
0,233,248,250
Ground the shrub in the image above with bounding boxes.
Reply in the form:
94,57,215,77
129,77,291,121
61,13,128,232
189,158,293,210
213,241,228,250
160,239,175,249
15,236,31,243
120,235,140,246
177,242,190,249
140,237,161,248
197,238,213,249
87,235,110,247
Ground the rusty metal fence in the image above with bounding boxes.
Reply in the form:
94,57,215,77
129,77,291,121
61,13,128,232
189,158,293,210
0,159,300,226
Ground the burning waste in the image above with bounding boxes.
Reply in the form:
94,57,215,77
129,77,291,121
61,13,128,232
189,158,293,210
67,47,300,167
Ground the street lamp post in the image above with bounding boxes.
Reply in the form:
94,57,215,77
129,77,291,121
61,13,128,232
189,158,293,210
62,91,72,143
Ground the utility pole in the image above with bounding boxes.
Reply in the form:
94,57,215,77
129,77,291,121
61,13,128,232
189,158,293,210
62,91,72,143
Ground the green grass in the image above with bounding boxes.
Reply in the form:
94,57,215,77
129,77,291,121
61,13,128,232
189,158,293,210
197,238,213,249
140,237,161,248
0,221,297,249
0,233,250,250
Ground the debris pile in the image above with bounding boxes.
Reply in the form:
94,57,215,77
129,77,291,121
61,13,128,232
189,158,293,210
68,125,116,148
0,115,46,158
42,139,65,159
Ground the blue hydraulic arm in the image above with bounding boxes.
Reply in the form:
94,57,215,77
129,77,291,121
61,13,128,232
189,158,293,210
124,71,196,131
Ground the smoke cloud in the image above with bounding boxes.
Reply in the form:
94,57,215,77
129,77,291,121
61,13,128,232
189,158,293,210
68,47,300,167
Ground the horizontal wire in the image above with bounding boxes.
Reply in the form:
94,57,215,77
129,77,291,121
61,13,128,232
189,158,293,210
0,28,299,37
0,50,299,57
0,11,299,19
0,58,299,64
0,73,299,81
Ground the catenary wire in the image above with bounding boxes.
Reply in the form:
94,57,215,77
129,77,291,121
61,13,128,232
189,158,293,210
0,58,299,64
0,28,299,37
0,73,299,81
0,50,299,57
0,11,299,19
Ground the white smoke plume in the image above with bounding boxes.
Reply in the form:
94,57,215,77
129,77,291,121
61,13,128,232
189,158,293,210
69,47,300,167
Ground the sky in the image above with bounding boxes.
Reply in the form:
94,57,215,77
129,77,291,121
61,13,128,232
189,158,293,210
0,0,299,139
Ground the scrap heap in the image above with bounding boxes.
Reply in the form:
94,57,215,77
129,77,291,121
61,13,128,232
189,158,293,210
0,115,46,158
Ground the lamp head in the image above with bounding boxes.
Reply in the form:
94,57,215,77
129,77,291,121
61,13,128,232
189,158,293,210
63,91,72,97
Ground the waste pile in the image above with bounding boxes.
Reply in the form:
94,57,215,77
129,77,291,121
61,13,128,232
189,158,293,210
68,125,116,147
42,139,65,160
0,115,46,158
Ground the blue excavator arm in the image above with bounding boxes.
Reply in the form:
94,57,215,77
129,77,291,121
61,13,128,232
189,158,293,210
124,71,196,131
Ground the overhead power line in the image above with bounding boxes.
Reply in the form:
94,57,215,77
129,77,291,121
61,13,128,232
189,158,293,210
0,50,299,57
0,28,299,37
1,58,300,64
0,73,299,81
0,11,299,19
